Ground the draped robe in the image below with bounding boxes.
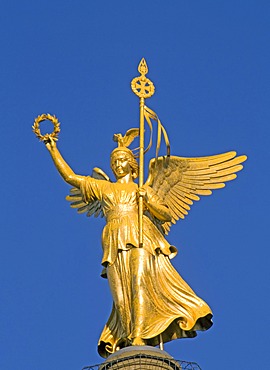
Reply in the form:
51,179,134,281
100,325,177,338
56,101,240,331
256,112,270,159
80,177,212,358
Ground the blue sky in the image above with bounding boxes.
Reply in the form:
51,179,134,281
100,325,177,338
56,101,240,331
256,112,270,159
0,1,269,369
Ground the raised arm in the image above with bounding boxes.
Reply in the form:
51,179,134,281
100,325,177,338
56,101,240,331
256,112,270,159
45,137,85,189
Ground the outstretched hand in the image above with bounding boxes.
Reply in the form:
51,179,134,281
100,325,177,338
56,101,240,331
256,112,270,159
44,135,56,152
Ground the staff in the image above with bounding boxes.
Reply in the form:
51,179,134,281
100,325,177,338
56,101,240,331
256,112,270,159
131,58,155,247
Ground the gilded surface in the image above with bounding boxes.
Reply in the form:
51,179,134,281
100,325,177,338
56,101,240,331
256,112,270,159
34,59,247,358
32,113,60,142
131,58,155,98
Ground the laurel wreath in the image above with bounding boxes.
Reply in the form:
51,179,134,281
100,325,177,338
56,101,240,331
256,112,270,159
32,113,60,142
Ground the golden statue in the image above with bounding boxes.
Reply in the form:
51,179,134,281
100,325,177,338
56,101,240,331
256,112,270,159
33,59,247,358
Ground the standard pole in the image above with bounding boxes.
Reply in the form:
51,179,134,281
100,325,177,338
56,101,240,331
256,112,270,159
139,97,145,247
131,58,155,248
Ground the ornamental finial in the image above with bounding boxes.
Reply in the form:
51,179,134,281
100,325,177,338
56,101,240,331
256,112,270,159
138,58,148,75
131,57,155,99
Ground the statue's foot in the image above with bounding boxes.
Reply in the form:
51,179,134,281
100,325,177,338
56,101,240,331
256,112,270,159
132,337,146,346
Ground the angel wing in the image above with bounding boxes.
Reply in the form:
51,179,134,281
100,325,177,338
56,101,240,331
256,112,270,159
145,151,247,235
65,167,111,218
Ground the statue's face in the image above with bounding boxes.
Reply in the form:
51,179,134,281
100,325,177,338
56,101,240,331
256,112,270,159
111,151,132,179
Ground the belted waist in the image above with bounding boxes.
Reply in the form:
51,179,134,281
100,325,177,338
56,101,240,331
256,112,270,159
106,205,138,222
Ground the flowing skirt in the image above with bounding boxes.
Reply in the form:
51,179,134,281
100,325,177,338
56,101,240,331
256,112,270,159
98,247,212,358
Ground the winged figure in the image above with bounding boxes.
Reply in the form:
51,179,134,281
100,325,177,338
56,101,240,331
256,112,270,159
43,132,246,358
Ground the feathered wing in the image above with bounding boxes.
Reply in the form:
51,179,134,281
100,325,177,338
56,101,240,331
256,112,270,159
65,167,111,218
113,128,140,147
145,151,247,235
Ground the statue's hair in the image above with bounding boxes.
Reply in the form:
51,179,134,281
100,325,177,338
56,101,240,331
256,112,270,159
110,147,139,179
